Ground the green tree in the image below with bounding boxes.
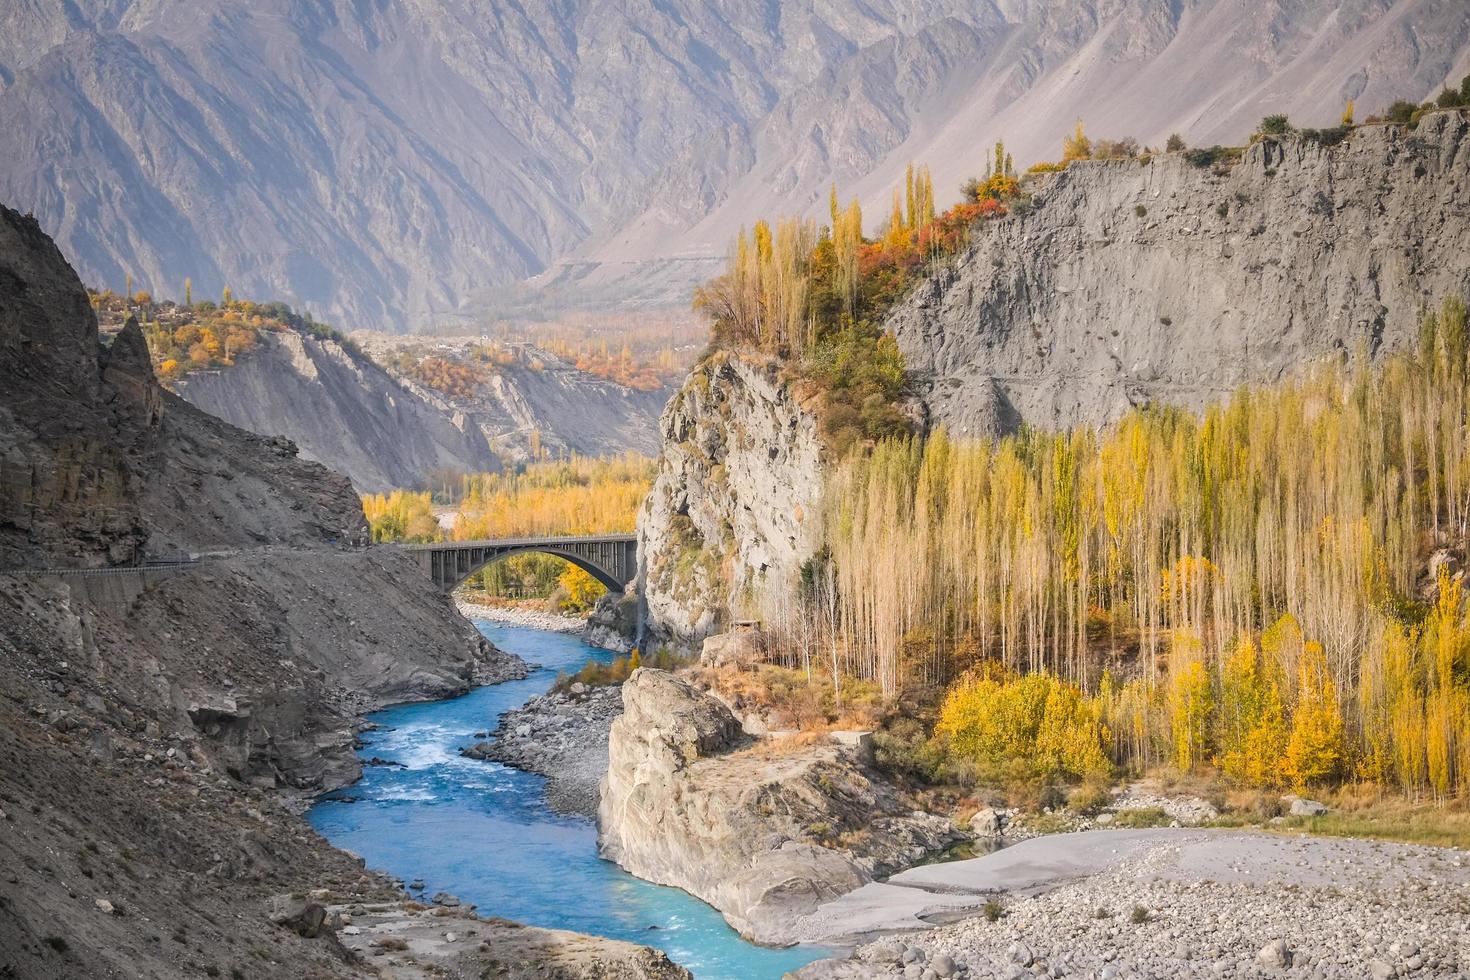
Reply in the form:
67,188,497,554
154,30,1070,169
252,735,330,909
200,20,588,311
1259,114,1291,136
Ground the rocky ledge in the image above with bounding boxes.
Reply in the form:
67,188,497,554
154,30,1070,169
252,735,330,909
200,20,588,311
597,669,961,945
325,897,691,979
794,830,1469,979
463,683,624,816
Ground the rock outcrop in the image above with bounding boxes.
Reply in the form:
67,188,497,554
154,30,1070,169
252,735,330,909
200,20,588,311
584,589,638,653
174,326,502,493
636,353,824,651
598,669,959,945
331,899,691,979
888,112,1470,436
466,683,624,817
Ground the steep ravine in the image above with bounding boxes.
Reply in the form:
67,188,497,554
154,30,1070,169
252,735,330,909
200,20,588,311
0,204,684,979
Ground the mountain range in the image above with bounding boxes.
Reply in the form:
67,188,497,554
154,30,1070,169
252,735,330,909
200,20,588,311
2,0,1467,331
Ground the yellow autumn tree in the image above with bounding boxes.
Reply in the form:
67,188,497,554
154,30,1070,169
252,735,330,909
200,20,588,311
937,670,1110,781
1062,120,1092,162
1217,632,1289,786
1166,633,1214,771
557,564,605,613
1283,641,1344,788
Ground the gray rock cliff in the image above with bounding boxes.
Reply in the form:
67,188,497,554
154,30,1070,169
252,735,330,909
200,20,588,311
636,353,824,651
888,112,1470,436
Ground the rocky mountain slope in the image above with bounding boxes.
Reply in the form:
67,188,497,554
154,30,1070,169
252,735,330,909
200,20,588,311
367,341,675,465
153,327,669,491
2,2,1465,328
889,111,1470,436
0,204,682,978
636,111,1470,649
170,326,501,494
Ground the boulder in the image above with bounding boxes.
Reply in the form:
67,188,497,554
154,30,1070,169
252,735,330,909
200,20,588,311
598,669,957,945
1256,939,1293,970
700,629,765,668
970,807,1003,837
271,901,330,939
829,730,875,763
1286,797,1329,817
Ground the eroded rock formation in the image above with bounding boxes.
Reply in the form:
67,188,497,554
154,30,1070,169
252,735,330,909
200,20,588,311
598,669,958,945
0,203,673,979
636,353,824,651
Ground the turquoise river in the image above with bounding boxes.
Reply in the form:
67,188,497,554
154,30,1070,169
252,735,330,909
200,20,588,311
308,622,833,978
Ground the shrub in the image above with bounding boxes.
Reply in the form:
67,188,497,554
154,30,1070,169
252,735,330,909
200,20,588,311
1112,807,1170,829
1437,87,1463,109
1299,125,1352,147
1068,779,1112,814
44,936,68,953
1130,905,1149,924
983,900,1005,922
1258,114,1292,136
936,670,1112,782
1183,145,1234,168
873,717,949,783
553,648,682,691
1165,133,1185,152
1385,100,1419,125
1134,204,1147,218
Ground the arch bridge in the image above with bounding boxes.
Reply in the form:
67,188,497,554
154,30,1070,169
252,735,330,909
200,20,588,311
404,534,637,593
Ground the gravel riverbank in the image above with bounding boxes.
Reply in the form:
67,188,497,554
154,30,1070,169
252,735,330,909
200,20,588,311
462,683,623,816
795,829,1470,979
454,600,588,635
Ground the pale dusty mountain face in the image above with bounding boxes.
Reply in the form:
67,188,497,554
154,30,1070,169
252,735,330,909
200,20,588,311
1,0,1466,331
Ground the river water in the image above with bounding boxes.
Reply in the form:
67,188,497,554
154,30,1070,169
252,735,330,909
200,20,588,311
307,622,832,978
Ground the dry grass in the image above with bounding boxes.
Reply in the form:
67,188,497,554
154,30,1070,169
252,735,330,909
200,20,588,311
1271,790,1470,848
729,729,831,761
688,663,889,733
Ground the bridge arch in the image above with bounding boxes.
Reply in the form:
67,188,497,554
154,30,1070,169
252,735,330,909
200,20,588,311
405,535,637,594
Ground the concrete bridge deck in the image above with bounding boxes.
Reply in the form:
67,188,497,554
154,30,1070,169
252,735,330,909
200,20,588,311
403,534,637,593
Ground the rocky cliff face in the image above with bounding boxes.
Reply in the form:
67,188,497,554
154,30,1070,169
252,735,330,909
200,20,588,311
636,353,824,651
393,343,674,465
598,669,958,945
174,327,501,493
888,112,1470,435
0,204,671,978
3,2,1464,327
